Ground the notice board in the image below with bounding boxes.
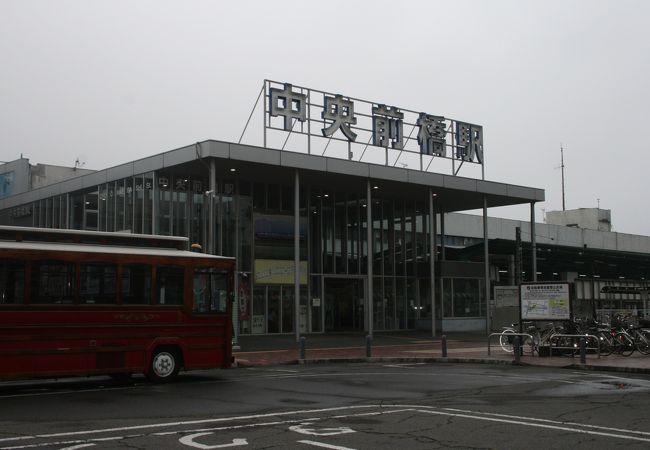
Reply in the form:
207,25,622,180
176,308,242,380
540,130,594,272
520,283,571,321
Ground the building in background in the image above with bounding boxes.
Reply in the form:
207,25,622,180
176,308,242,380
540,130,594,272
546,208,612,232
1,157,94,199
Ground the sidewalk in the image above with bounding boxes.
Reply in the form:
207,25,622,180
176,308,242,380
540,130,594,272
233,331,650,374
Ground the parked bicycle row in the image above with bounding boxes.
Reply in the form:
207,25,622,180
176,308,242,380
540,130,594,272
498,314,650,357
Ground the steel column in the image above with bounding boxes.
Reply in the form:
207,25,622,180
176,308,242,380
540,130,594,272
483,195,491,334
295,170,301,342
263,81,267,148
440,211,446,261
367,180,373,338
209,159,216,255
429,188,436,337
531,202,537,282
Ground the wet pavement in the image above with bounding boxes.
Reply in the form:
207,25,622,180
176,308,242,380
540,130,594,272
233,330,650,374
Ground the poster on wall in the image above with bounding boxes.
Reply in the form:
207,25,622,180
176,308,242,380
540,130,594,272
254,259,308,285
520,283,571,320
252,315,265,334
495,286,519,307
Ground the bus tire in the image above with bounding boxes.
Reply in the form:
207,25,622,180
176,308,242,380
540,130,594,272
148,348,180,383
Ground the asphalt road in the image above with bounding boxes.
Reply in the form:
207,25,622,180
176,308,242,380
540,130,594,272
1,363,650,449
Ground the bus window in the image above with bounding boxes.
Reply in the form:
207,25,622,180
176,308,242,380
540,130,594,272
193,268,228,313
80,263,117,304
0,260,24,305
31,261,76,304
157,266,184,305
122,264,152,305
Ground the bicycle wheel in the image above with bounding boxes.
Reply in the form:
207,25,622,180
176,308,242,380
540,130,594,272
499,329,515,353
634,331,650,355
559,336,578,357
522,333,537,355
531,331,541,355
613,332,635,356
641,329,650,348
596,331,613,356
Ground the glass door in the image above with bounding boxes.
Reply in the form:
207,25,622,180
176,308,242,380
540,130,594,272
324,278,365,331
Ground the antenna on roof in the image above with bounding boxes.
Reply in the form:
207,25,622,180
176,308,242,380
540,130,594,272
560,146,566,211
74,156,86,171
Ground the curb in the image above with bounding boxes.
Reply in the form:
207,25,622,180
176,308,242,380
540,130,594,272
234,356,650,374
235,357,533,368
296,357,521,366
566,363,650,374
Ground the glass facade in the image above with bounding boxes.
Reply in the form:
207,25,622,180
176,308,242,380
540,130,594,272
0,159,489,334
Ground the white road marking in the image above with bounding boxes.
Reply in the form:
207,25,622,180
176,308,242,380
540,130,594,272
3,366,620,399
58,445,96,450
297,440,357,450
0,406,385,446
485,372,580,384
0,410,409,449
414,408,650,443
1,440,105,450
2,402,649,448
289,423,355,436
442,407,650,436
152,421,290,436
381,363,427,368
247,368,299,374
0,386,138,399
178,434,247,449
591,373,650,386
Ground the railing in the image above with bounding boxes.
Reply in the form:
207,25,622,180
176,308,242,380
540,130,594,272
548,334,601,359
487,332,535,357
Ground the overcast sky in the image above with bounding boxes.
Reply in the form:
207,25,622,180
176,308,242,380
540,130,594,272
1,0,649,234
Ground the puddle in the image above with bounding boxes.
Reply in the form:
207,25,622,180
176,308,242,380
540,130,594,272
599,380,632,390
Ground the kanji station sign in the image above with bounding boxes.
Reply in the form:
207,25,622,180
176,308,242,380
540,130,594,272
263,80,484,173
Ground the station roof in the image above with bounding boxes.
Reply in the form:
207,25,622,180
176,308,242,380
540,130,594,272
0,140,544,214
457,238,650,280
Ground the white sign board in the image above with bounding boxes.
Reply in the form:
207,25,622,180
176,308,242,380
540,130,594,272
520,283,571,320
495,286,519,307
251,315,265,334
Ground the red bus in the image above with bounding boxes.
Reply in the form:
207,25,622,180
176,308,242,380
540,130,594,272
0,226,234,383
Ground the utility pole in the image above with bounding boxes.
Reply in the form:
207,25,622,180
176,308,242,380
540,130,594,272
560,143,566,211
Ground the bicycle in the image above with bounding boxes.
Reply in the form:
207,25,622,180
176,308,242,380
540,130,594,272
550,318,610,357
581,317,614,356
499,322,538,355
628,324,650,355
535,322,567,356
609,314,636,356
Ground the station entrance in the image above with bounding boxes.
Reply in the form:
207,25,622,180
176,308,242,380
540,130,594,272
324,277,366,331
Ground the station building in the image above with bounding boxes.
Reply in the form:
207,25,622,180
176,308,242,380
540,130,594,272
2,82,649,337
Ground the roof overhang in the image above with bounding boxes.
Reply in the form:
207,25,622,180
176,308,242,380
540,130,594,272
0,140,544,213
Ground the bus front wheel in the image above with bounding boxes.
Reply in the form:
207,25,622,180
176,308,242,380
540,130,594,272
148,348,180,383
